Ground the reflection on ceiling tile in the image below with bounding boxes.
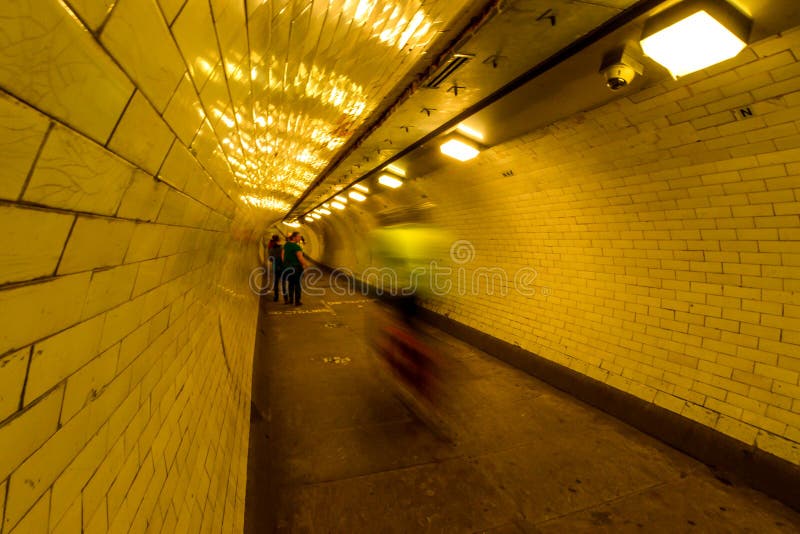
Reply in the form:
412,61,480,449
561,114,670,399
216,0,474,218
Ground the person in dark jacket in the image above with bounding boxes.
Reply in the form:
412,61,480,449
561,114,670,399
267,235,286,302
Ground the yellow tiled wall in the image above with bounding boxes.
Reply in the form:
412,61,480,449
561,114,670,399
1,1,257,531
320,28,800,465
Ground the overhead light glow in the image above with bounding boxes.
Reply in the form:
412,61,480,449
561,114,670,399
385,164,406,176
348,191,366,201
318,208,332,215
331,201,346,210
311,213,321,219
640,1,750,78
305,216,315,222
335,195,348,203
283,221,301,228
378,174,403,188
440,138,480,161
456,123,484,141
353,183,369,193
240,195,290,211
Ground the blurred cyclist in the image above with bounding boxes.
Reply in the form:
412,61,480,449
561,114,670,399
368,205,454,438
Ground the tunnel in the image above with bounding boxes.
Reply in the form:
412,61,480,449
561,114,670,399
1,0,800,531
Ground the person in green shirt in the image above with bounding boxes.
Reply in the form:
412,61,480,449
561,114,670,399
282,232,309,305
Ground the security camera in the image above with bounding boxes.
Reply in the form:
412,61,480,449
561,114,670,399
599,44,644,91
602,63,638,90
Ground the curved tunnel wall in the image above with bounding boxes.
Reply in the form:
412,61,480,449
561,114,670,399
314,28,800,466
0,1,257,532
1,2,799,531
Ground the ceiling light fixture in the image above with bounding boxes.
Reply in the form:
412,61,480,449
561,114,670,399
440,135,481,161
385,163,406,177
318,208,332,215
639,0,751,78
353,183,369,193
378,173,403,189
283,221,301,228
331,201,346,210
335,195,348,203
311,213,321,219
456,123,484,141
348,191,367,202
304,216,314,222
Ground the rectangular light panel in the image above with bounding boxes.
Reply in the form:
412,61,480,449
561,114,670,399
378,174,403,188
640,10,747,77
440,138,480,161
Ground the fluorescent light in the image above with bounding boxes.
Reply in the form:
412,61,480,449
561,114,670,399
440,138,480,161
304,216,314,222
283,221,301,228
318,208,331,215
640,0,750,78
311,213,321,219
456,123,484,141
385,164,406,176
378,174,403,188
335,195,348,203
331,201,346,210
348,191,366,202
353,183,369,193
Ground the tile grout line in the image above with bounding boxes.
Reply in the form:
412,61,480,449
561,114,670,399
16,122,54,202
16,345,35,415
52,215,78,277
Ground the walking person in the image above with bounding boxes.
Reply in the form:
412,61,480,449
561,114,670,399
282,232,309,306
267,235,286,302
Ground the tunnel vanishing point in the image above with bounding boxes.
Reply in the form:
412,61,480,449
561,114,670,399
1,0,800,532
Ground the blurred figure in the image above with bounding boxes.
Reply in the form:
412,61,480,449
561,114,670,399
283,231,310,306
267,235,286,302
368,206,454,440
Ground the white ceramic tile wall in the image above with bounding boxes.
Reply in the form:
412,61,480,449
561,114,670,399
0,0,259,530
317,27,800,466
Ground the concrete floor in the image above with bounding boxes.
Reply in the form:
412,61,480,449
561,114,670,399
244,287,800,533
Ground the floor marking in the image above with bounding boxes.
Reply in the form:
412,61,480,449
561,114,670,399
266,308,335,315
323,299,374,305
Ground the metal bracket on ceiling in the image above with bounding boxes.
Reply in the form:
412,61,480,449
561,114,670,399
483,54,507,68
421,107,436,116
537,8,556,27
447,83,466,96
399,125,410,132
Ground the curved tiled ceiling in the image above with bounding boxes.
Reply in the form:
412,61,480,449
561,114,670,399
19,0,646,227
162,0,651,226
288,0,646,218
225,0,479,215
287,0,800,222
8,0,799,231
